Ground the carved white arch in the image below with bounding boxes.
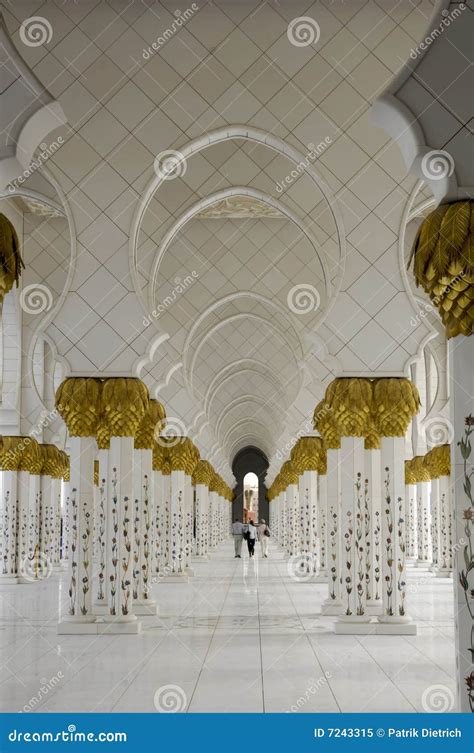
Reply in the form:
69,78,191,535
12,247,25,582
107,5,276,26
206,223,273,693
129,124,346,319
148,186,330,311
206,364,288,420
214,394,282,440
189,312,301,398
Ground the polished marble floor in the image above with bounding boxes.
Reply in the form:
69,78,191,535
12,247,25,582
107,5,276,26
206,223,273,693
0,540,456,713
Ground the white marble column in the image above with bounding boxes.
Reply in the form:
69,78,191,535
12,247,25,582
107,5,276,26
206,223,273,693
169,469,187,577
377,437,415,634
450,334,473,712
365,447,382,613
317,472,328,581
415,464,432,568
16,469,30,580
132,447,157,614
93,449,108,612
405,475,417,563
58,435,96,632
321,447,342,615
429,475,440,573
0,469,19,583
335,437,371,630
436,472,452,576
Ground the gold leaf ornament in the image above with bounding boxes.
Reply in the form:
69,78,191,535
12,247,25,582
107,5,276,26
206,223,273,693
134,399,166,450
0,213,24,305
55,378,103,437
101,378,149,437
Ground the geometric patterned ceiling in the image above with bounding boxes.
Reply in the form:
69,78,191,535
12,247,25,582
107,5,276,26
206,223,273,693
1,0,439,483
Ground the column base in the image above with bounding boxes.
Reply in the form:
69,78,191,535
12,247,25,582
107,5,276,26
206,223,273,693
162,573,190,583
92,601,108,615
414,560,432,569
57,614,97,634
184,567,195,577
434,569,452,578
0,575,19,585
134,599,158,616
335,618,377,634
95,614,141,634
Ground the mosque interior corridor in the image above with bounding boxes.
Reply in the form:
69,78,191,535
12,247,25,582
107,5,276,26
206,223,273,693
0,0,472,724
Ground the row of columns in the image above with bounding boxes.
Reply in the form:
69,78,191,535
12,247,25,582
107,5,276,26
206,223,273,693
0,437,69,583
269,377,423,634
53,377,232,634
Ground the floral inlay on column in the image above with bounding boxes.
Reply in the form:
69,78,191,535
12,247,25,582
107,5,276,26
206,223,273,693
68,488,78,616
458,419,473,712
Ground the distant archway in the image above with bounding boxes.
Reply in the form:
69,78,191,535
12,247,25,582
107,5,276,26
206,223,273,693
232,446,269,524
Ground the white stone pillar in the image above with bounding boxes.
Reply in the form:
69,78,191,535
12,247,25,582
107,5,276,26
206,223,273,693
93,449,108,612
297,472,317,571
450,333,473,712
62,479,71,563
0,469,18,583
158,470,171,573
365,448,382,613
378,437,415,633
436,472,452,576
429,476,440,572
335,437,371,629
183,472,194,572
101,436,139,630
208,489,219,549
16,469,30,580
415,468,432,567
58,435,96,632
321,447,342,615
40,473,54,575
405,478,417,563
132,447,157,614
286,484,298,556
194,483,209,557
317,472,328,581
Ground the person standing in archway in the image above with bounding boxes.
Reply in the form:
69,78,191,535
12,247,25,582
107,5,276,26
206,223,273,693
258,519,270,558
231,518,244,558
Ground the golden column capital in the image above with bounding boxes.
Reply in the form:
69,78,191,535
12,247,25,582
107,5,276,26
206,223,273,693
280,460,299,486
40,444,62,478
290,436,325,474
372,378,420,437
209,471,221,493
166,437,200,475
324,378,372,437
427,444,451,478
404,459,417,485
0,212,24,305
192,460,214,487
56,377,103,437
0,436,25,470
134,399,166,450
100,377,149,438
411,200,474,338
313,399,341,449
412,455,431,483
152,441,169,472
364,415,381,450
17,437,41,473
